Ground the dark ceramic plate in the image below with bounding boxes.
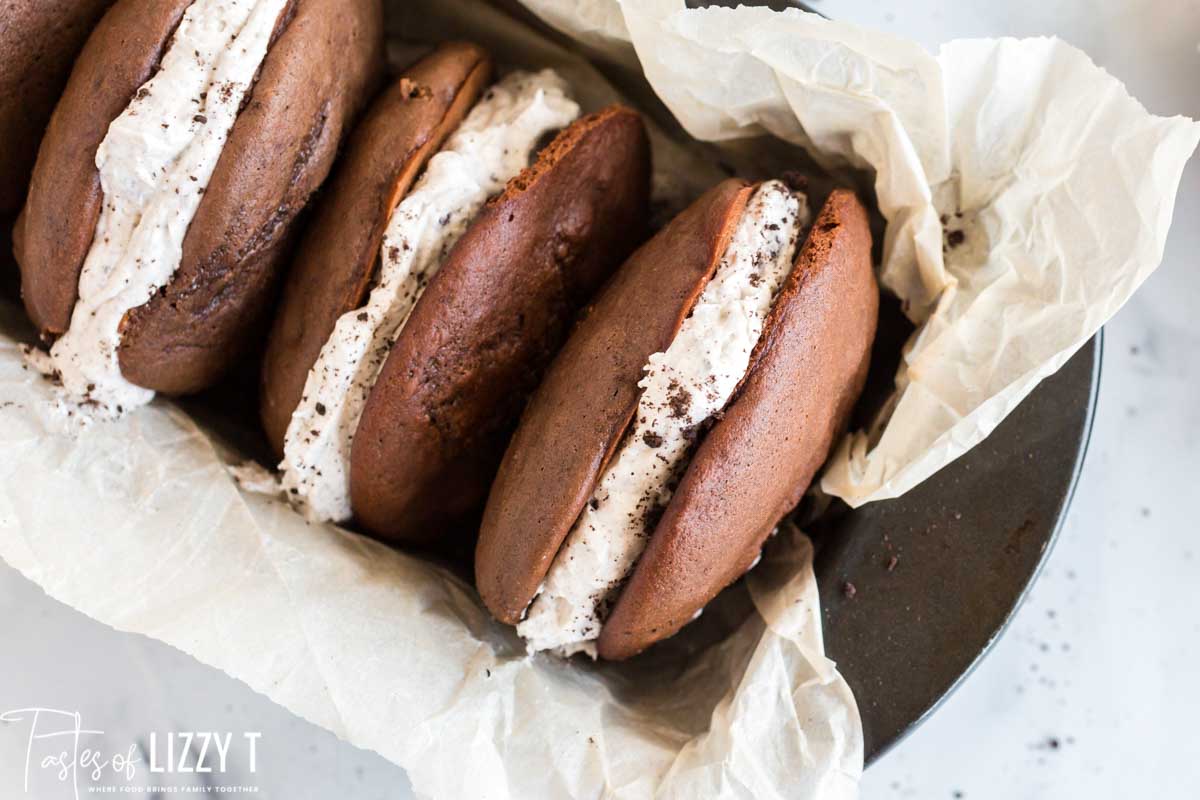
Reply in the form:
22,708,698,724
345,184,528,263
816,336,1100,761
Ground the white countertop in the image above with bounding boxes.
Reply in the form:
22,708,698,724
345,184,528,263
2,1,1196,798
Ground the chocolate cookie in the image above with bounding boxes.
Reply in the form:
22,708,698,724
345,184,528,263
0,0,112,216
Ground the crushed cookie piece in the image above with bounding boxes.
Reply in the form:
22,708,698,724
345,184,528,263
640,501,667,537
667,383,692,419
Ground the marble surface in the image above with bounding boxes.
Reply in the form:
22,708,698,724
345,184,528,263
2,1,1197,798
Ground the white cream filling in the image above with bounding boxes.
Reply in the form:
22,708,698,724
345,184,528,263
517,180,810,657
279,70,580,523
36,0,289,418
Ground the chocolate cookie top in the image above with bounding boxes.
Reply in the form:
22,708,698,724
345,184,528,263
16,0,193,335
476,179,753,625
261,42,493,455
598,189,878,660
0,0,112,215
350,105,652,544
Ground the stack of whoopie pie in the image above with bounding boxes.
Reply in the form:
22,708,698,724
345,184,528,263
14,0,384,415
477,178,878,659
260,42,652,541
4,1,881,663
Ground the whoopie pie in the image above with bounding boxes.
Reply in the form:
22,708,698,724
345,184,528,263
15,0,384,414
477,178,878,659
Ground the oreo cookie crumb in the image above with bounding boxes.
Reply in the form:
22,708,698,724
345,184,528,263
667,383,692,420
640,501,666,537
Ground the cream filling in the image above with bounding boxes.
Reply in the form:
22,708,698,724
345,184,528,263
517,180,810,657
279,70,579,523
37,0,289,417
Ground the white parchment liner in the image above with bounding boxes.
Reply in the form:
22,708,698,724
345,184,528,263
524,0,1200,506
1,1,1197,798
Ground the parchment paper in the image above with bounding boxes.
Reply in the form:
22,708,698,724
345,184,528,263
522,0,1200,505
0,1,1196,799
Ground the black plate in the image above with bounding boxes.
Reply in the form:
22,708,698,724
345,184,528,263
815,335,1100,761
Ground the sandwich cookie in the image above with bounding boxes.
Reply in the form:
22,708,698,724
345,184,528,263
260,42,652,540
477,178,879,659
0,0,113,216
14,0,384,415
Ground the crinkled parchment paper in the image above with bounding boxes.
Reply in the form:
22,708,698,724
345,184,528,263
523,0,1200,505
1,1,1197,798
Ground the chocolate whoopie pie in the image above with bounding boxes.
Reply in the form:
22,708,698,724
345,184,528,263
476,178,879,660
0,0,113,216
259,42,652,542
13,0,384,414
